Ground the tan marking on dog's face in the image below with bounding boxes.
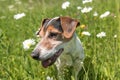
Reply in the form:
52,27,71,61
39,26,45,37
39,25,64,50
47,26,62,33
39,25,72,51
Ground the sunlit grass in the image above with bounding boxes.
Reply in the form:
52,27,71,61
0,0,119,80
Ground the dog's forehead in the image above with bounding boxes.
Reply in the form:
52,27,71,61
44,17,63,32
46,17,59,26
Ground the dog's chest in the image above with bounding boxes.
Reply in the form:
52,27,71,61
55,53,73,69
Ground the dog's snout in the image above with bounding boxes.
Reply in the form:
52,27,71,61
31,52,39,60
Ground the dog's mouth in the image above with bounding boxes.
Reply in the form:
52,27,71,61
41,48,64,68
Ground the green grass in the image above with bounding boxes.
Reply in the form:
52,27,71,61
0,0,120,80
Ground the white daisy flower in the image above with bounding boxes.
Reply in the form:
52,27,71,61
81,61,84,65
114,35,117,38
93,11,98,16
77,6,82,10
46,76,53,80
96,32,106,38
82,31,91,36
23,39,36,50
14,13,25,20
81,7,92,13
100,11,110,18
82,0,92,4
61,1,70,9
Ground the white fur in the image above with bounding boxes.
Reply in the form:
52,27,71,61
39,46,57,60
56,33,84,61
55,33,85,79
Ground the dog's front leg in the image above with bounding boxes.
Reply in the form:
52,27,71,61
55,58,65,80
55,57,73,80
72,59,83,80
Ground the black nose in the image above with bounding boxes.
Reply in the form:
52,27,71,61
31,52,39,60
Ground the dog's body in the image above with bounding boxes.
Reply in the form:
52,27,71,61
31,17,85,80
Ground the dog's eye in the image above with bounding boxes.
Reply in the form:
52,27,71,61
49,32,58,38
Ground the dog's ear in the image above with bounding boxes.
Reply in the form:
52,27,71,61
37,18,51,37
41,18,51,27
60,17,80,38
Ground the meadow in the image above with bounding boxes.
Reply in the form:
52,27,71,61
0,0,120,80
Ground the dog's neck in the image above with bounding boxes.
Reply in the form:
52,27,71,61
62,33,84,56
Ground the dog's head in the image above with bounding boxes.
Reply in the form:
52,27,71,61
31,16,80,68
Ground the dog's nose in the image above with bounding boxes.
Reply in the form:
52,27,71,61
31,52,39,60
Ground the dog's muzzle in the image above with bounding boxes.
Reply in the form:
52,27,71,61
31,51,40,60
31,48,64,68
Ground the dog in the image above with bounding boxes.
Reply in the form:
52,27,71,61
31,16,85,80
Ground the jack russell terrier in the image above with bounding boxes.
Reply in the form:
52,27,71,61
31,16,85,80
